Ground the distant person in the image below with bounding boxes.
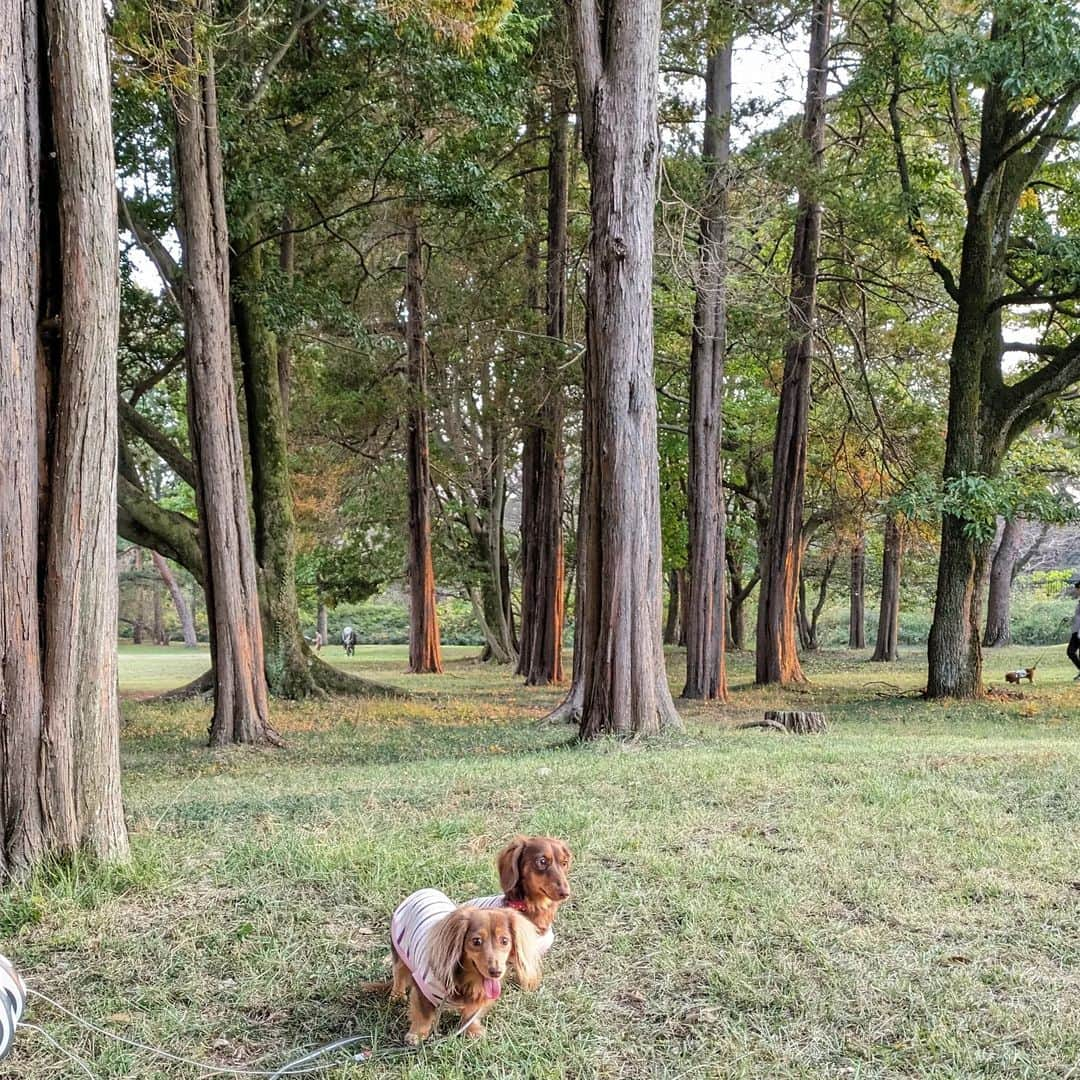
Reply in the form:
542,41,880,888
342,625,357,656
1069,580,1080,681
314,631,324,653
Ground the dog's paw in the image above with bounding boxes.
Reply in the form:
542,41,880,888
404,1032,421,1047
465,1022,486,1038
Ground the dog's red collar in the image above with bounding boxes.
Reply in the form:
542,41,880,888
505,899,528,912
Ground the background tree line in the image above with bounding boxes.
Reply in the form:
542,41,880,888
3,0,1080,882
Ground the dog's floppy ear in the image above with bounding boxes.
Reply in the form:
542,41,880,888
497,835,528,899
508,910,542,991
426,908,470,995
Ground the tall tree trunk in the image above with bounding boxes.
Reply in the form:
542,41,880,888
317,602,328,646
755,0,831,686
277,211,295,419
682,40,732,702
1,0,129,880
677,568,689,649
562,0,679,737
663,570,680,646
152,579,165,644
132,547,147,645
887,10,1080,697
848,534,866,648
518,85,569,687
152,550,198,647
171,10,280,746
871,515,902,662
233,233,317,699
982,516,1022,647
404,212,444,674
727,554,758,653
797,555,835,652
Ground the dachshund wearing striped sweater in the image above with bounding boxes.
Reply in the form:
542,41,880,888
390,892,540,1043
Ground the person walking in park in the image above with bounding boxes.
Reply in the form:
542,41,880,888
1069,581,1080,681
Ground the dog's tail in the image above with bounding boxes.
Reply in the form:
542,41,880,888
359,979,394,994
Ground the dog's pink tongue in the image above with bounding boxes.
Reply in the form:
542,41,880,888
483,978,502,1000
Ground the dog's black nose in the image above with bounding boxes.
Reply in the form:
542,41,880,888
488,966,502,977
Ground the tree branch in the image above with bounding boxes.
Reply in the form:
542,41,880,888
885,0,960,303
119,397,197,488
117,476,204,583
118,194,181,310
247,2,330,110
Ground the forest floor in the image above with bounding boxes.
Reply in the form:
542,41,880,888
3,644,1079,1078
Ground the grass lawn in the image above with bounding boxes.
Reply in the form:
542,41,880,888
2,643,1079,1077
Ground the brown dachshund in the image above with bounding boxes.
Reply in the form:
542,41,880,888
465,835,573,951
388,891,541,1043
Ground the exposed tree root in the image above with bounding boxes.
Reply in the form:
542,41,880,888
308,654,407,699
149,654,406,705
543,682,583,725
151,668,214,702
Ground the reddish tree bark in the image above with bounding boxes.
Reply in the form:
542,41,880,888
755,0,831,685
518,85,569,687
562,0,680,737
404,212,444,674
682,40,732,701
152,550,198,647
871,515,903,662
171,8,280,745
1,0,129,880
848,535,866,648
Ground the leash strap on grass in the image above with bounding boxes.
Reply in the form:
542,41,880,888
3,952,480,1076
25,987,359,1077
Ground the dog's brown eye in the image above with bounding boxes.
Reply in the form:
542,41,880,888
471,937,483,946
499,936,509,946
537,856,548,869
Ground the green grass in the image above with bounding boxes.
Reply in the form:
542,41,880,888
3,644,1079,1078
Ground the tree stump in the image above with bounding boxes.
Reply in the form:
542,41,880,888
738,710,827,734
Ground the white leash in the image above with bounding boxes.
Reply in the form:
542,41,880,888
0,953,475,1078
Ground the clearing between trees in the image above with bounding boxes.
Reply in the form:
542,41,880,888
3,645,1078,1078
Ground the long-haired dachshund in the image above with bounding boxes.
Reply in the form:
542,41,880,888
465,835,572,951
389,889,541,1043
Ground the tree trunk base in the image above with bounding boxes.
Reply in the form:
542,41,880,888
147,656,405,705
308,655,407,699
544,682,583,725
152,668,216,702
738,710,827,734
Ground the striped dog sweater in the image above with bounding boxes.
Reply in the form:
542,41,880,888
391,888,459,1007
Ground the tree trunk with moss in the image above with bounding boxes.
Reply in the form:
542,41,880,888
232,234,319,699
171,11,280,746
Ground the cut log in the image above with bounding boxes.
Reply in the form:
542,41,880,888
738,710,827,734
